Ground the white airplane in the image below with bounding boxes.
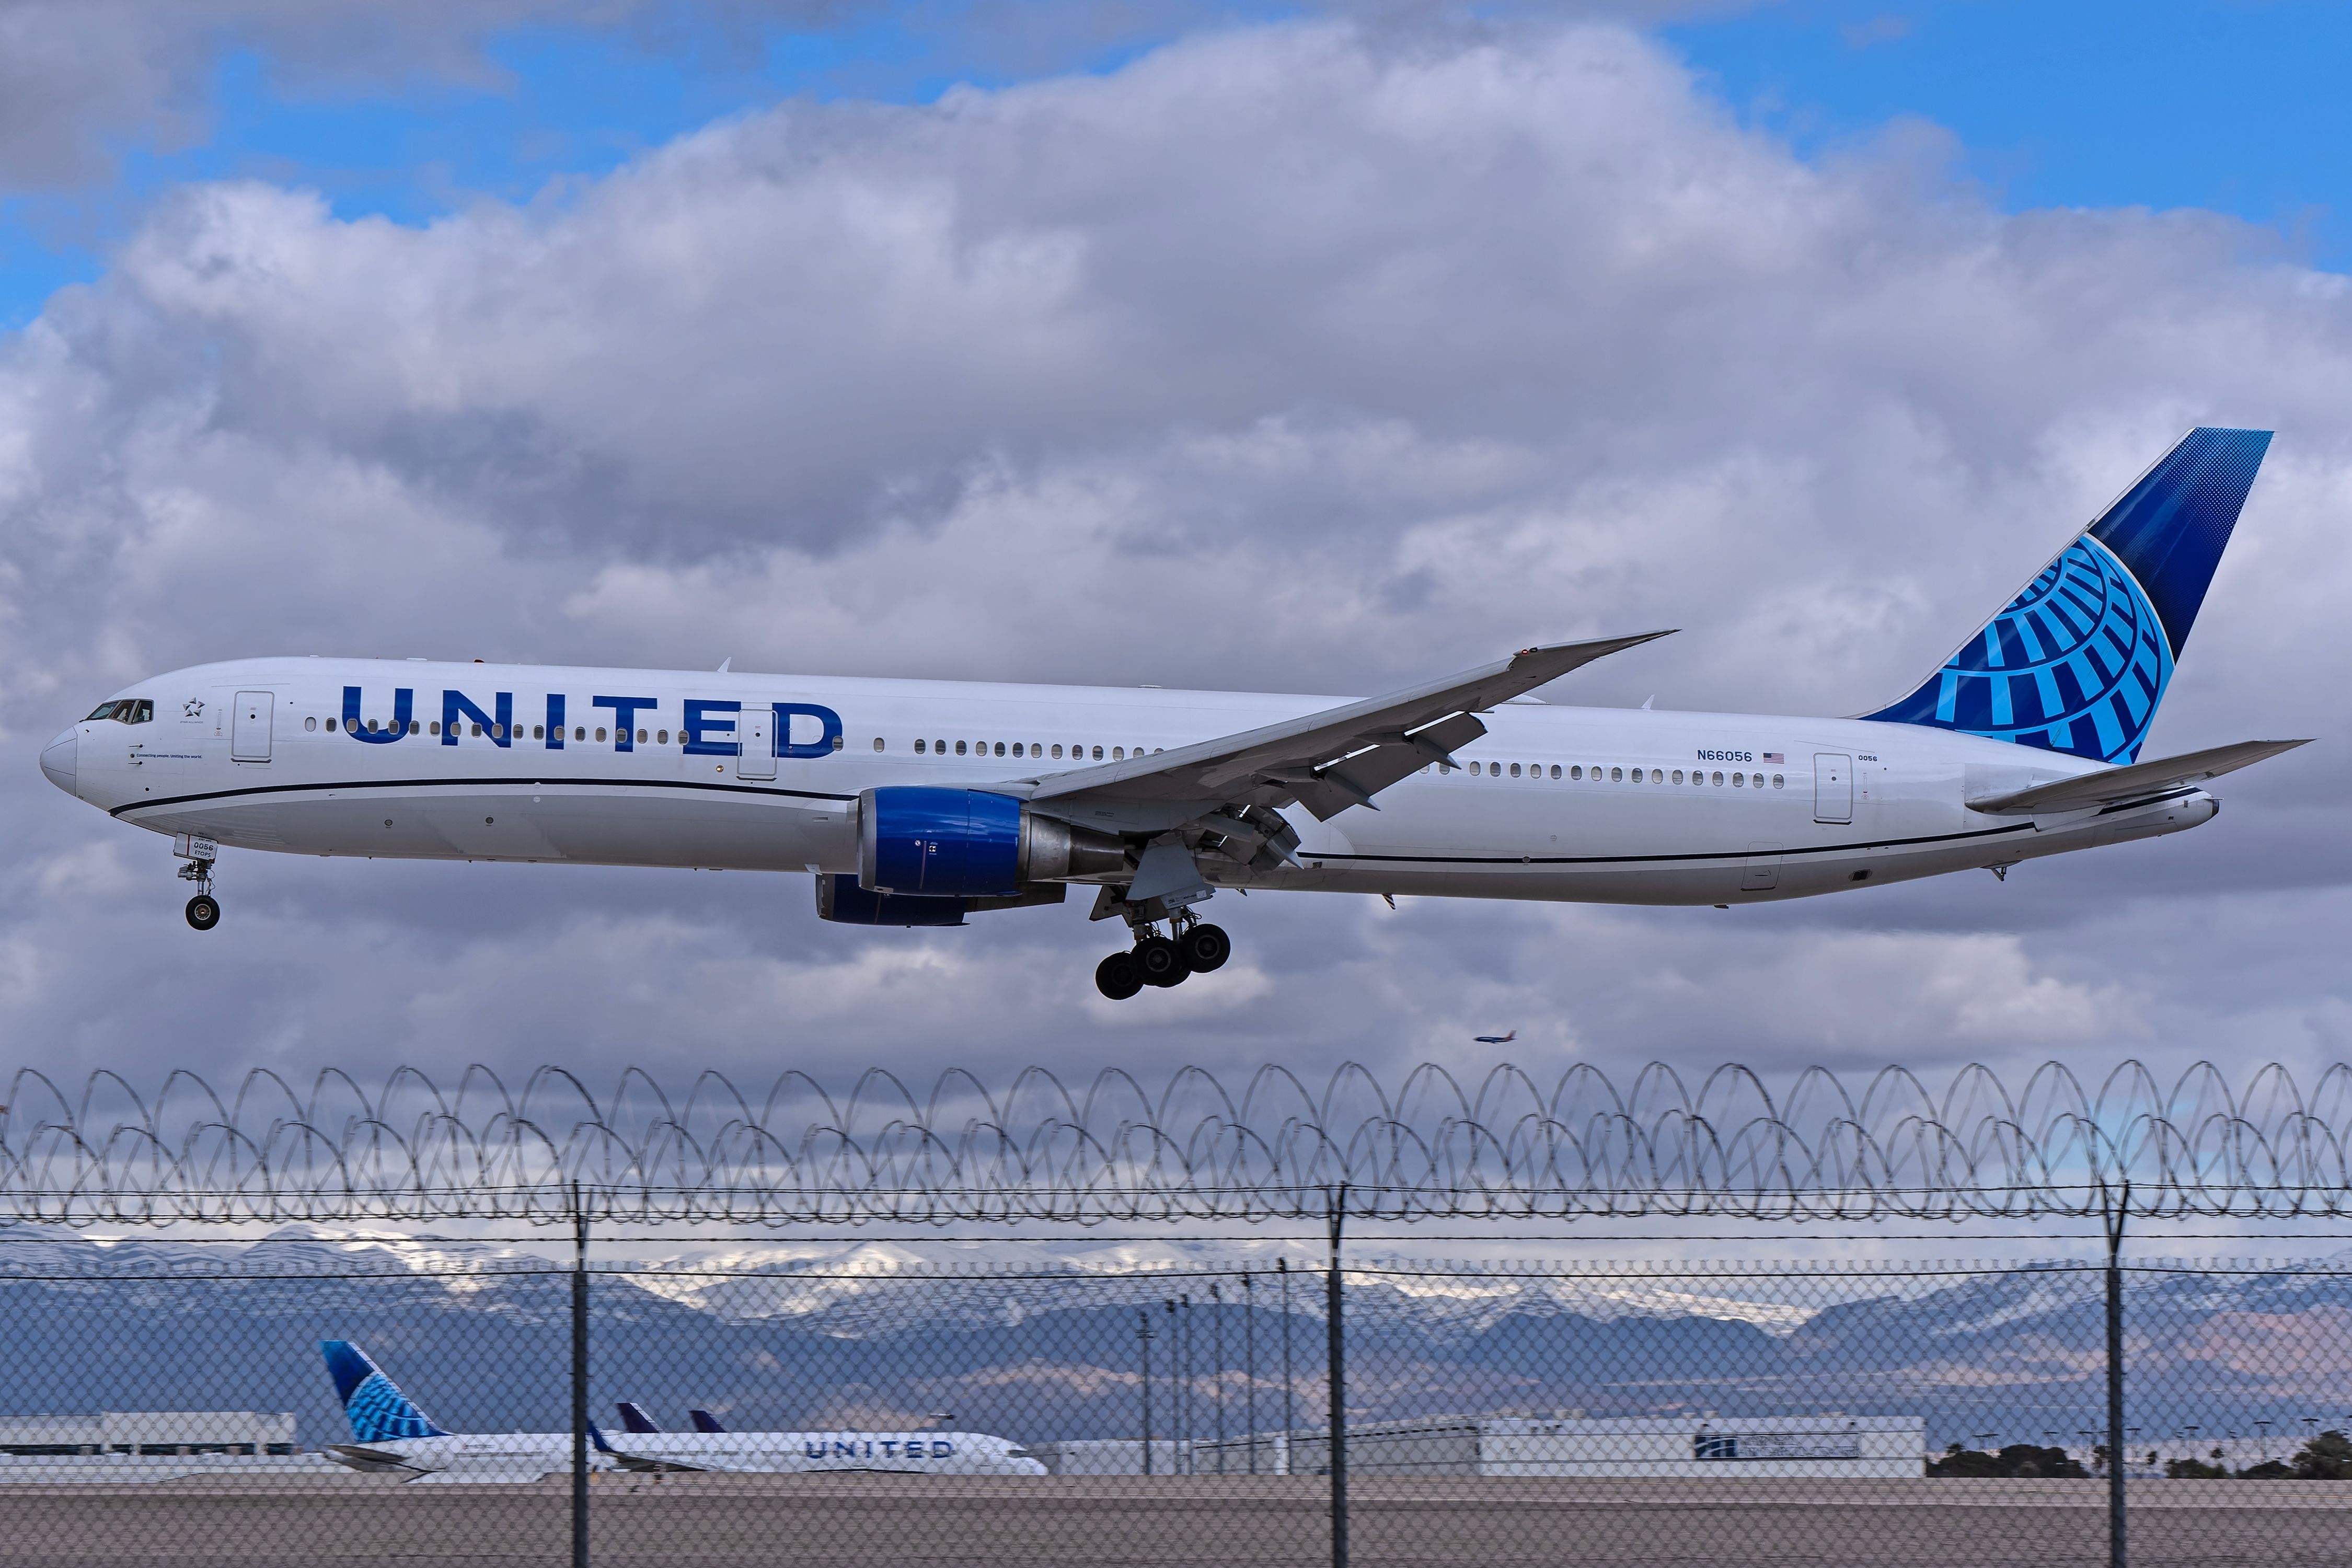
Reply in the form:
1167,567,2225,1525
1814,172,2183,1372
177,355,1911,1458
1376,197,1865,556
41,429,2306,999
589,1420,1045,1477
318,1341,1043,1481
317,1339,603,1483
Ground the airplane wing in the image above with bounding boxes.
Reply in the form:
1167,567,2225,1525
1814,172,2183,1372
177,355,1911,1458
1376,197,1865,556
1966,738,2310,816
1024,632,1672,832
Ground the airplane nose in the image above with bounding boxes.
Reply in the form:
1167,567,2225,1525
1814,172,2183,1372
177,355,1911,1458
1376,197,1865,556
39,728,77,798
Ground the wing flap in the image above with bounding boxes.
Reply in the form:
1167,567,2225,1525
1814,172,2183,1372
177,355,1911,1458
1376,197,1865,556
1966,738,2309,815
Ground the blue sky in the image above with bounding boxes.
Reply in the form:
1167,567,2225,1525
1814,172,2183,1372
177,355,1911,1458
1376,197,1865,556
5,2,2350,329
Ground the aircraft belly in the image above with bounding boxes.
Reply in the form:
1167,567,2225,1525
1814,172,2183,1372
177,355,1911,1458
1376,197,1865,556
128,787,860,873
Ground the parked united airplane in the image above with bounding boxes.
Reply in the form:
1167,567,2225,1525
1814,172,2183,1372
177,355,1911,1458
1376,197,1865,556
41,429,2305,998
317,1341,1043,1481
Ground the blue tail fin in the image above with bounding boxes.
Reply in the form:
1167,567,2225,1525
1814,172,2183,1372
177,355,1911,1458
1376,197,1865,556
689,1409,727,1433
617,1402,663,1434
1863,427,2270,762
320,1340,449,1442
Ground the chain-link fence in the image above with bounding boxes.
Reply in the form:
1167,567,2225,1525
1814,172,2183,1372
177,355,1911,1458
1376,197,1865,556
6,1234,2352,1565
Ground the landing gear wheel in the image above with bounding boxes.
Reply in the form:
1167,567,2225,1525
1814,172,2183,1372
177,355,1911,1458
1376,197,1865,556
1134,935,1191,987
1095,951,1144,1000
185,894,221,931
1180,923,1231,973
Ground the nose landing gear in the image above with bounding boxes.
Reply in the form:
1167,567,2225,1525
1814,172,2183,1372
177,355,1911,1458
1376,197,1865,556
174,834,220,930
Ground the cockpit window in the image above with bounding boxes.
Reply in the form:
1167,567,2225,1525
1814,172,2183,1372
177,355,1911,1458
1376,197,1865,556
86,700,154,723
86,703,117,721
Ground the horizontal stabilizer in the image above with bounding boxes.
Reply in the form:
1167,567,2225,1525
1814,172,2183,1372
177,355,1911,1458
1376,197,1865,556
1966,738,2309,815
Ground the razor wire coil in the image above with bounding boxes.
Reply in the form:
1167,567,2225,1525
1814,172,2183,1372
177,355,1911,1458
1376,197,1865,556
4,1060,2351,1225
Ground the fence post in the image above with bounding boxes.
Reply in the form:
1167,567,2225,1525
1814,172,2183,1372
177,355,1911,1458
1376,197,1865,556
1279,1259,1294,1471
1139,1308,1155,1476
2104,1183,2130,1568
570,1181,589,1568
1327,1185,1347,1568
1244,1271,1258,1474
1212,1281,1227,1471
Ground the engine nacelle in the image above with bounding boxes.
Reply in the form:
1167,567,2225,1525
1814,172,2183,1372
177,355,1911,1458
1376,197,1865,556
815,875,1071,926
858,787,1127,896
816,875,968,927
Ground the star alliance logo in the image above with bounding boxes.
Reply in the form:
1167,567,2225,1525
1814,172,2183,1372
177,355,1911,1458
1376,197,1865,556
182,699,204,719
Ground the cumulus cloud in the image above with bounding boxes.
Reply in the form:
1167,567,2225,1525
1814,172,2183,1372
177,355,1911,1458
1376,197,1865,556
2,15,2347,1095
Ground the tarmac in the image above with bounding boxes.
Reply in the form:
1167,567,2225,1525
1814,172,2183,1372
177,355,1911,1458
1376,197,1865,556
0,1473,2346,1565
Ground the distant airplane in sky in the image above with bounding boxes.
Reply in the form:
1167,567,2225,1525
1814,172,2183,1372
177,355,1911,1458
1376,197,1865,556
43,430,2303,999
1474,1031,1517,1045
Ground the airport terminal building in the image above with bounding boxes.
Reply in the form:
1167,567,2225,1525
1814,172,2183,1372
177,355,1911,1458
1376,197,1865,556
0,1412,297,1457
1038,1416,1926,1479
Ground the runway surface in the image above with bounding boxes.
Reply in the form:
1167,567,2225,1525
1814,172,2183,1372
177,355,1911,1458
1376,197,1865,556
1,1474,2346,1565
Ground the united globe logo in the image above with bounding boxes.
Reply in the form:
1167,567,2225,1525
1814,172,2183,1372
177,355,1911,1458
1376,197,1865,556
347,1372,440,1440
1895,534,2172,763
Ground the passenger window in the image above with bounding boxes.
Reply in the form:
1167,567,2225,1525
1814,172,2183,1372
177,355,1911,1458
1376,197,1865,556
1011,743,1023,757
1569,765,1581,780
304,716,317,732
1091,745,1103,759
1610,767,1621,781
574,728,585,741
1713,771,1724,786
874,737,885,752
954,740,967,755
534,725,544,740
1732,771,1743,787
596,728,607,742
1508,763,1520,778
934,739,945,754
915,739,926,754
1772,774,1784,788
1671,769,1683,785
1550,765,1561,779
1051,744,1063,758
492,723,505,740
637,729,648,744
994,742,1006,756
410,720,420,735
1112,746,1125,760
326,717,338,732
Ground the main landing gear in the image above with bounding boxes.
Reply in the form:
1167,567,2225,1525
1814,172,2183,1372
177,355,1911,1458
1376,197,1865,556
1095,913,1230,1000
174,834,221,930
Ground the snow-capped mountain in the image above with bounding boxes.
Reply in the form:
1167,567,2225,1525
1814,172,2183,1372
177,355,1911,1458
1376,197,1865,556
2,1224,2344,1459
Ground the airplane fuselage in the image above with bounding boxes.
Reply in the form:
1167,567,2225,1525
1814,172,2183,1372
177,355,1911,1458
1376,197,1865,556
49,655,2216,908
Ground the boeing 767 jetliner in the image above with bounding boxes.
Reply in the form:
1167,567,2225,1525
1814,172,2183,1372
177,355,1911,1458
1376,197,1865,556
40,429,2305,998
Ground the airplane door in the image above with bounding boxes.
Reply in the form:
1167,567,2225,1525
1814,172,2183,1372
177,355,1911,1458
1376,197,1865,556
736,705,776,780
1813,754,1851,824
230,691,274,762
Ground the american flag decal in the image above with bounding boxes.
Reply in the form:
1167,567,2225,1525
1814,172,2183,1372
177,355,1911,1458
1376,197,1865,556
1762,752,1785,764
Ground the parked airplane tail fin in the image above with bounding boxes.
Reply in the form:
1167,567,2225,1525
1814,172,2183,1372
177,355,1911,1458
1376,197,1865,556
689,1410,727,1433
320,1340,450,1442
1863,427,2271,762
617,1402,663,1434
